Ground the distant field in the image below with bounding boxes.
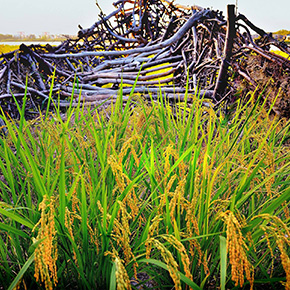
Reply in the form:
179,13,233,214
0,44,19,53
0,42,62,54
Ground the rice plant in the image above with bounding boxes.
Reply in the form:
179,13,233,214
0,85,289,289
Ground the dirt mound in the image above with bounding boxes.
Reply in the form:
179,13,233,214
235,53,290,117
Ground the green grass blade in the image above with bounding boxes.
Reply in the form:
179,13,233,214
8,252,35,290
0,207,34,229
0,223,30,238
139,258,202,290
109,261,116,290
219,235,227,290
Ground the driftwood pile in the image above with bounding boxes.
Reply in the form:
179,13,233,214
1,0,290,119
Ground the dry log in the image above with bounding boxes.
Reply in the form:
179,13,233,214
213,5,235,100
43,10,209,59
1,0,290,119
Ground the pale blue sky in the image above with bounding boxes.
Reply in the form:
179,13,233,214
0,0,289,36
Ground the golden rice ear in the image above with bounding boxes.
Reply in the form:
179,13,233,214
151,238,182,290
219,210,254,289
106,249,132,290
169,177,186,223
33,195,58,290
115,257,132,290
251,214,290,289
277,239,290,290
163,234,193,280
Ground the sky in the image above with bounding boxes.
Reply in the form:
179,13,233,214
0,0,289,36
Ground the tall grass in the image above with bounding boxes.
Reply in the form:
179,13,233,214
0,85,289,289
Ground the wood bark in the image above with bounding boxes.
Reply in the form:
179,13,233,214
213,5,236,101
